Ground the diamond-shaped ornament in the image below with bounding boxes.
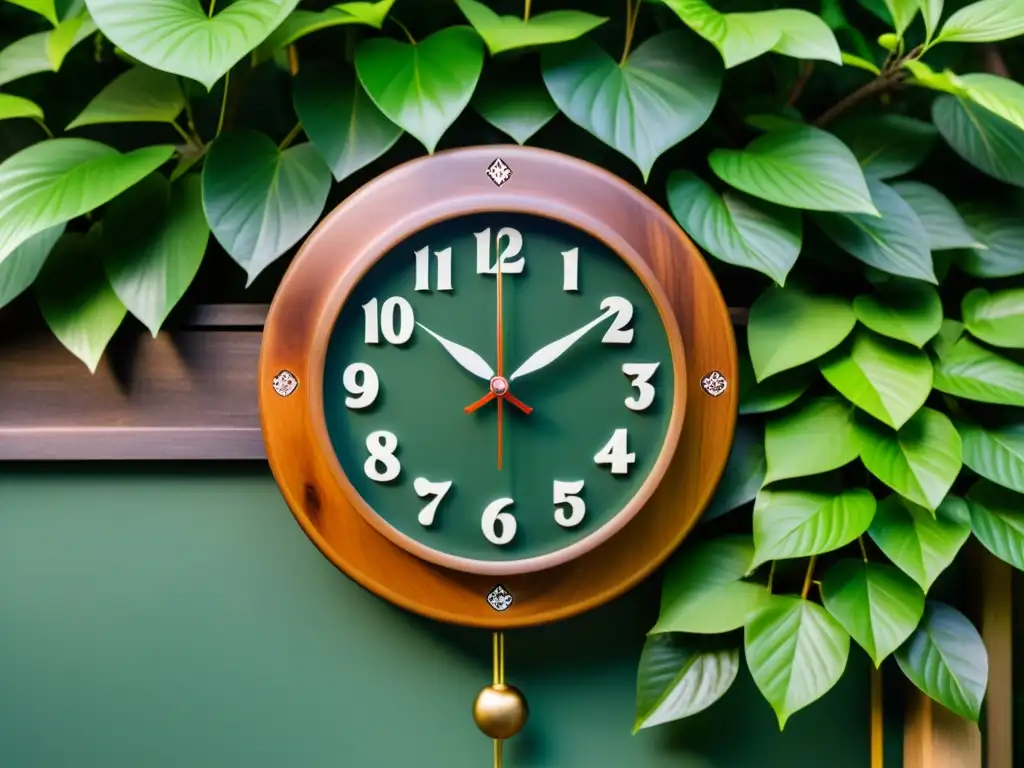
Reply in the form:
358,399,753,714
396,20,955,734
486,584,514,612
272,370,299,397
486,158,512,187
700,371,728,397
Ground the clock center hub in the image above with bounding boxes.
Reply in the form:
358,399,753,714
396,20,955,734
490,376,509,396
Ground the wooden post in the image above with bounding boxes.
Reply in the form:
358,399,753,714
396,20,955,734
982,553,1013,768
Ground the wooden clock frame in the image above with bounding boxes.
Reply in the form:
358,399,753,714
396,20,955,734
258,145,739,629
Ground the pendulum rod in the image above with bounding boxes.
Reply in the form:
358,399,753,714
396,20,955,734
493,631,505,768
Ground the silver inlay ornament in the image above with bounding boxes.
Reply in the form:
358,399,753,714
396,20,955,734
700,371,728,397
486,584,514,612
272,370,299,397
486,158,512,187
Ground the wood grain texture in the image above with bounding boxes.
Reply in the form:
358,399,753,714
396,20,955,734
259,145,738,628
982,553,1013,768
903,693,981,768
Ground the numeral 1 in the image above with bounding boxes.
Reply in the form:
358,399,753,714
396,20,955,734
562,248,578,291
414,246,453,291
594,429,636,475
363,297,414,345
475,227,525,274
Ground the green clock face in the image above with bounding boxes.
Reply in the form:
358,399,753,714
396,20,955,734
322,213,679,572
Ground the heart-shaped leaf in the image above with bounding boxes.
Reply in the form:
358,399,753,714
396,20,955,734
703,419,766,522
292,68,402,184
101,173,209,335
709,126,877,215
966,480,1024,568
820,559,925,666
895,601,987,722
868,495,971,591
745,596,850,729
829,115,937,179
456,0,606,55
820,330,933,429
0,224,64,311
652,536,771,634
472,66,558,145
634,634,740,732
813,179,935,282
666,170,802,285
856,408,962,511
753,486,876,566
764,396,862,484
542,31,722,181
958,73,1024,132
882,0,921,35
84,0,300,90
0,138,174,264
739,351,814,415
890,182,982,251
932,335,1024,406
256,1,397,61
936,0,1024,43
35,231,127,372
933,94,1024,188
0,18,95,86
961,287,1024,348
954,202,1024,278
202,130,331,285
8,0,60,25
931,319,965,360
0,93,44,123
748,285,856,381
957,417,1024,494
853,279,942,348
355,26,484,153
67,65,185,130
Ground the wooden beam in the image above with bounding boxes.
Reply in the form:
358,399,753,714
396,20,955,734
904,694,981,768
982,553,1013,768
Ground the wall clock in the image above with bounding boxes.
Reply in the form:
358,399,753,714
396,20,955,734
259,145,737,764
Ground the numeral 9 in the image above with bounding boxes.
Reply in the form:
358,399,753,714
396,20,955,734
343,363,379,409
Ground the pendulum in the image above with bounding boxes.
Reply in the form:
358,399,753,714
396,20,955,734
473,632,528,767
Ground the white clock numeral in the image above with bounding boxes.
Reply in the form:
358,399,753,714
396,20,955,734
622,362,659,411
475,227,525,274
342,363,379,409
594,429,636,475
414,246,453,292
481,498,517,545
601,297,634,344
553,480,586,528
561,248,579,291
414,477,452,526
363,297,414,345
364,430,401,482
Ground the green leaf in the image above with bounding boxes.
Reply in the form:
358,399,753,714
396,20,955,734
634,634,740,732
820,560,925,666
8,0,60,25
958,73,1024,132
868,495,971,590
853,279,942,349
813,179,936,283
957,418,1024,494
895,601,987,721
0,139,174,264
541,31,722,181
455,0,606,55
966,480,1024,569
920,0,944,39
703,419,766,521
889,182,982,251
84,0,300,89
292,68,402,184
201,130,331,285
753,487,876,566
745,596,850,729
856,408,962,511
256,1,397,61
652,536,771,634
101,173,209,336
0,19,94,86
0,224,63,311
66,65,185,130
841,52,881,74
829,115,937,180
932,335,1024,406
954,203,1024,277
709,126,878,215
764,396,862,484
472,69,557,145
34,232,127,373
739,352,814,415
962,288,1024,348
932,95,1024,188
883,0,920,35
936,0,1024,43
46,10,96,70
0,93,44,123
930,319,964,360
355,26,484,154
666,171,801,285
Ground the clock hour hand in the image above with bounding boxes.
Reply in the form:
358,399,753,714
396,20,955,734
416,322,494,381
508,306,616,382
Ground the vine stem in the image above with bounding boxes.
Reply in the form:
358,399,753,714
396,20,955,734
858,536,869,563
208,0,216,17
523,0,532,21
171,120,193,144
215,70,230,138
619,0,642,66
766,561,776,594
278,122,303,151
813,74,899,127
391,18,416,45
33,118,53,138
801,556,818,599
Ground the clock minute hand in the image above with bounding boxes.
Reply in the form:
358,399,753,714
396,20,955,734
508,307,615,382
416,322,494,381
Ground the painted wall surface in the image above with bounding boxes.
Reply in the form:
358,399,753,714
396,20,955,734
0,466,903,768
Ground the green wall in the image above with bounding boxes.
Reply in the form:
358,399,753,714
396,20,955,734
0,466,903,767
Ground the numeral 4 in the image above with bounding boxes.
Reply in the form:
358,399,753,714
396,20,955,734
363,297,414,345
594,429,635,475
482,498,517,545
622,362,659,411
553,480,586,528
414,246,453,291
364,430,401,482
475,227,524,274
601,297,634,344
414,478,452,526
342,363,380,409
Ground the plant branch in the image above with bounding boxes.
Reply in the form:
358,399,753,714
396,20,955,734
33,118,53,138
801,556,818,599
215,70,231,138
171,120,193,144
208,0,216,17
620,0,642,66
524,0,532,21
391,18,416,45
813,72,902,127
286,45,300,76
279,122,303,151
786,62,814,107
766,561,776,594
858,536,869,563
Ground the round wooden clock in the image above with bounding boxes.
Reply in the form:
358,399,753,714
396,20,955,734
259,145,737,759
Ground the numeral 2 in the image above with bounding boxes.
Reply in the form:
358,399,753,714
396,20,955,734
475,227,524,274
600,297,634,344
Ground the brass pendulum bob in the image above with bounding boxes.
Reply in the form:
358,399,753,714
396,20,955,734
473,632,528,767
